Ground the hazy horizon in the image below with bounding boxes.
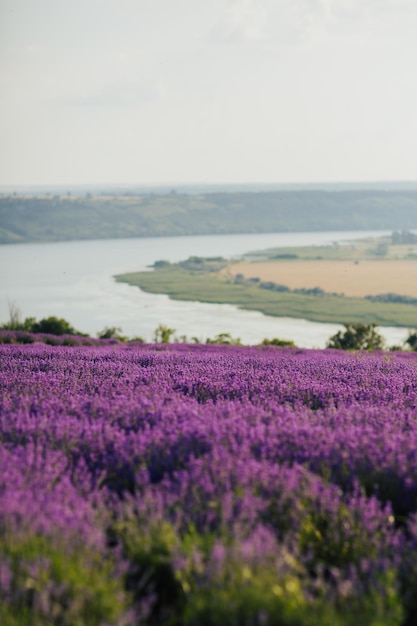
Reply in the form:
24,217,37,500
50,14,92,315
2,180,417,196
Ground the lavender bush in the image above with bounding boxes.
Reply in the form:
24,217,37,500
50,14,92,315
1,343,417,624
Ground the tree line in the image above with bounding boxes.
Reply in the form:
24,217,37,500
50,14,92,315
2,190,417,244
1,306,417,352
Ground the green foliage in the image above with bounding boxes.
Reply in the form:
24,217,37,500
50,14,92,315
116,264,417,327
0,304,85,337
248,234,417,263
365,293,417,306
400,534,417,626
174,334,189,344
261,338,296,347
2,191,417,244
0,534,128,626
206,332,242,345
405,331,417,351
0,303,35,332
180,257,228,273
327,324,385,351
97,326,127,341
0,317,36,332
391,230,417,245
30,316,79,336
112,513,402,626
128,336,145,344
42,335,61,346
180,564,401,626
370,241,389,257
115,518,186,625
154,324,176,343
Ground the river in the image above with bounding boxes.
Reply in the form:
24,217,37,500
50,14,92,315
0,231,411,348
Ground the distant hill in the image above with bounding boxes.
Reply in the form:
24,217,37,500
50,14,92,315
2,181,417,195
1,189,417,244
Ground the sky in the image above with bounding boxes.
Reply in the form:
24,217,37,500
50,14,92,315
1,0,417,187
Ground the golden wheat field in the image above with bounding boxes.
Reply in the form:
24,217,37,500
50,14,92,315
224,259,417,298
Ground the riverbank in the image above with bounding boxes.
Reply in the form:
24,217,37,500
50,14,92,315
1,230,411,346
115,262,417,327
2,190,417,244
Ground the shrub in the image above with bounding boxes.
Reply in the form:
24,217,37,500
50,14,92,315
31,316,78,336
261,338,296,347
97,326,127,341
405,332,417,351
206,333,242,345
154,324,176,343
327,324,384,351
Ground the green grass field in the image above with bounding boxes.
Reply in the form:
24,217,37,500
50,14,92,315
115,264,417,327
247,236,417,262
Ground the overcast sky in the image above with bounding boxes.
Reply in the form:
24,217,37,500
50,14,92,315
1,0,416,186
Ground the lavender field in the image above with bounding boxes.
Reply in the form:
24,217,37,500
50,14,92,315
1,343,417,625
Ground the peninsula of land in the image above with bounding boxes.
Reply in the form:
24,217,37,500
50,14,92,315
115,233,417,327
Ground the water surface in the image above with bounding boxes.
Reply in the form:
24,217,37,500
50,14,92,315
0,231,410,348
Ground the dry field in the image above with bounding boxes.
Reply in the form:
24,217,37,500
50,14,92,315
225,259,417,298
